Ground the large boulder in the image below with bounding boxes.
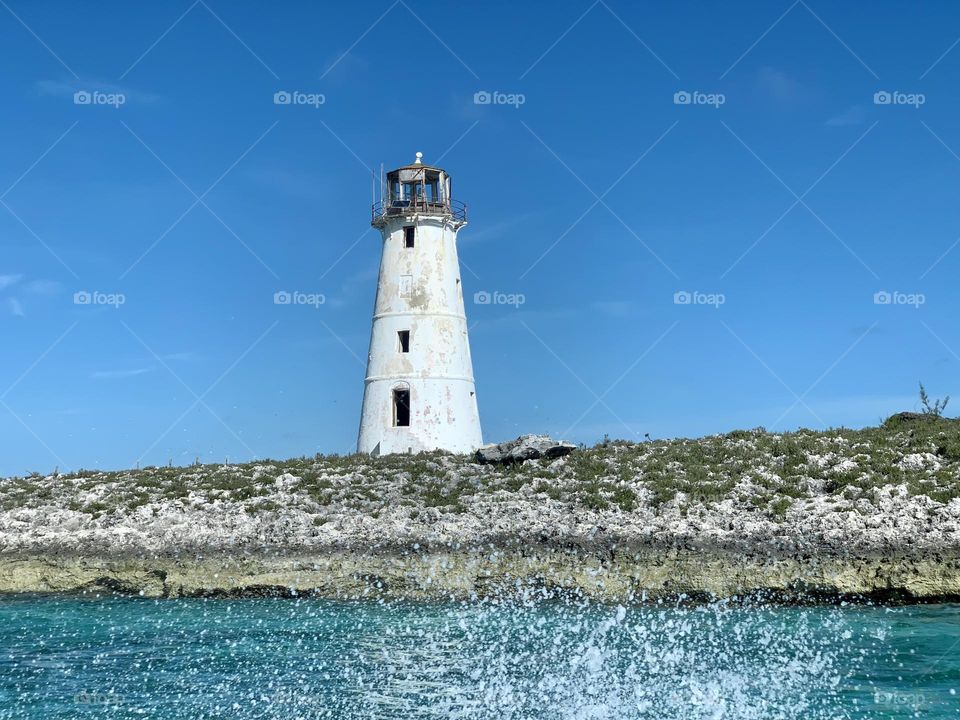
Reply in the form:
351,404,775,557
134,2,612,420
883,412,958,428
885,412,927,425
475,434,576,464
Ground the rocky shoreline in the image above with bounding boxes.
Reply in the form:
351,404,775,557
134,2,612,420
2,420,959,602
3,548,960,603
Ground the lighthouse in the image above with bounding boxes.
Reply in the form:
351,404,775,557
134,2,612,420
357,153,483,456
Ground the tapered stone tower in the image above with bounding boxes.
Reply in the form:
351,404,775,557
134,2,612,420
357,153,482,456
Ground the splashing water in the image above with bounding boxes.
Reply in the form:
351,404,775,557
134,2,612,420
0,594,957,718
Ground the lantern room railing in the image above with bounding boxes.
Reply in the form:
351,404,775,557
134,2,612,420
372,198,467,224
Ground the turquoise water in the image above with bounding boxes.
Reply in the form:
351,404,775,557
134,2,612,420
0,595,957,719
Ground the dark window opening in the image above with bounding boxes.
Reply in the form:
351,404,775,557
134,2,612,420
394,389,410,427
402,181,422,202
404,226,415,248
398,330,410,353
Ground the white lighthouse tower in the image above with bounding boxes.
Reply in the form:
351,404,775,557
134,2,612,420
357,153,482,456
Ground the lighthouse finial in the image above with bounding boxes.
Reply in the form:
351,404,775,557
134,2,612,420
414,151,423,165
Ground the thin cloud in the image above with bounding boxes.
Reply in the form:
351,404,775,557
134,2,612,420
472,307,582,332
826,105,866,127
35,78,160,104
1,277,64,316
460,213,541,246
328,263,378,309
0,274,22,290
246,167,329,200
755,67,807,107
590,300,633,318
91,367,155,379
161,352,195,362
25,279,62,296
320,50,371,82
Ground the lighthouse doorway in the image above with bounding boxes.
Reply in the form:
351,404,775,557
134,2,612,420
393,388,410,427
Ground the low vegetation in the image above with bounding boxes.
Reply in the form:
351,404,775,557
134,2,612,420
2,412,959,522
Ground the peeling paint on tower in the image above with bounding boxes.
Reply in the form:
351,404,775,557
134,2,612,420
356,153,483,456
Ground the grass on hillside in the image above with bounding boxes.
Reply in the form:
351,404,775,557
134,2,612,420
1,414,958,521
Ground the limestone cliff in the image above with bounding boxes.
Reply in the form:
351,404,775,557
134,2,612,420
2,418,959,602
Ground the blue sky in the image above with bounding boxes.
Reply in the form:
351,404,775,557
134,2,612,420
1,0,959,475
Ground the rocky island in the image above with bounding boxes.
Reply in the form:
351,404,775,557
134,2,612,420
1,414,959,603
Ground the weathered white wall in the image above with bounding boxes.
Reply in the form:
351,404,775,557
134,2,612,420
357,214,482,455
